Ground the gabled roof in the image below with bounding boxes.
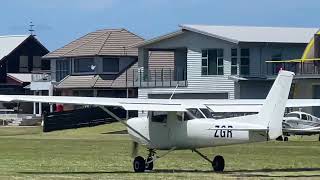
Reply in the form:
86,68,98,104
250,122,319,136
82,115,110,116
44,29,144,59
0,35,30,61
181,24,319,44
7,73,33,83
136,25,319,48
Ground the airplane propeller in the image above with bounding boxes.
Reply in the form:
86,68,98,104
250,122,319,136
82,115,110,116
131,141,139,158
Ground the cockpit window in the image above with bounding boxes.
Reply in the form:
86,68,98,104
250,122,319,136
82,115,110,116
150,111,167,123
301,114,307,120
176,111,195,121
285,113,300,118
200,108,214,118
187,108,205,119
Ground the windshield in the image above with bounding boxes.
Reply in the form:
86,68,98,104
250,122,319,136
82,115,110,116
187,108,205,119
200,108,214,118
285,113,300,118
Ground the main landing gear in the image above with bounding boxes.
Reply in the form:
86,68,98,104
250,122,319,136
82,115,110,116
193,149,225,172
133,148,225,173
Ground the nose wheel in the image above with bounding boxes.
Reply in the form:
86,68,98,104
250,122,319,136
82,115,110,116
133,156,145,172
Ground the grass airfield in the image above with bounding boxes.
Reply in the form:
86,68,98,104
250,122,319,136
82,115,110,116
0,123,320,179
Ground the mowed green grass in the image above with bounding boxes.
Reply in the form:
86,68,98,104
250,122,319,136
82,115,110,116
0,124,320,180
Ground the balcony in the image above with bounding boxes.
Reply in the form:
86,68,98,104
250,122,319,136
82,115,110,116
265,62,320,79
124,68,187,88
30,70,53,91
31,70,52,82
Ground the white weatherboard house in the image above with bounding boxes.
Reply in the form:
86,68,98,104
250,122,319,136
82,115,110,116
135,25,318,109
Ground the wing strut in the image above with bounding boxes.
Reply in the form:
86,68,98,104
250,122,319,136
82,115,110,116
99,106,153,145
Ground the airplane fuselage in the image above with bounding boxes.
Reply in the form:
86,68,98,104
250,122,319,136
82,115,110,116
127,113,268,150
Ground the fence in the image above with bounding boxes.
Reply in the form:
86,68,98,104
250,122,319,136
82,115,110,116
43,107,137,132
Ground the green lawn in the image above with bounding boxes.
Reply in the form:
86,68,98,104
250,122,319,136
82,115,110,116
0,124,320,180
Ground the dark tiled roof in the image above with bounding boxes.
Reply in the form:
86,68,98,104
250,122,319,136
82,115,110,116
44,29,144,59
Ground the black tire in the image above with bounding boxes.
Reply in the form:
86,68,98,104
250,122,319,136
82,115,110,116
145,157,154,171
133,156,145,172
284,137,289,141
212,155,225,172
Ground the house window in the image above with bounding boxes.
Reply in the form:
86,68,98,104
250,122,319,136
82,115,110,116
74,58,95,73
103,58,119,73
19,56,28,72
240,48,250,75
32,56,42,71
231,48,238,75
201,49,224,75
56,60,70,82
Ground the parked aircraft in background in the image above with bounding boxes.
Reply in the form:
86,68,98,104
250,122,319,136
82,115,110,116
282,111,320,141
0,70,301,173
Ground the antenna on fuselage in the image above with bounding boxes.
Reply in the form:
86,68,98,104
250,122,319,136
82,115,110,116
169,84,179,100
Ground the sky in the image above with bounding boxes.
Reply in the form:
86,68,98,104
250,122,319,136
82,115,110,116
1,0,320,51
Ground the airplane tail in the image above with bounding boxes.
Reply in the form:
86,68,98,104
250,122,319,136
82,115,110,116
258,70,294,139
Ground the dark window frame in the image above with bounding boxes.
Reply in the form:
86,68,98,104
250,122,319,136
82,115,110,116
231,48,238,75
73,58,95,73
102,57,119,73
201,49,224,76
56,59,70,82
240,48,250,75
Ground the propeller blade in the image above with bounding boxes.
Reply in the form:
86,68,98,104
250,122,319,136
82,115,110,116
131,141,139,158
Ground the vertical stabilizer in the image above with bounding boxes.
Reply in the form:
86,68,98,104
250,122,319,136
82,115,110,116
258,70,294,139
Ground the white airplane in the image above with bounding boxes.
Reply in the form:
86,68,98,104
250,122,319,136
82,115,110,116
282,111,320,141
0,70,300,173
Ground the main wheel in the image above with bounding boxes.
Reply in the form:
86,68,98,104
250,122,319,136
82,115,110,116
212,155,225,172
284,136,289,141
145,157,154,171
133,156,145,172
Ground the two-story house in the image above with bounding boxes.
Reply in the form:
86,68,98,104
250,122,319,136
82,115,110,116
41,28,174,113
0,35,49,113
135,25,319,114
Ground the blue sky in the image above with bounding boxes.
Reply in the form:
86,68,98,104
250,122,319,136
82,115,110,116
2,0,320,51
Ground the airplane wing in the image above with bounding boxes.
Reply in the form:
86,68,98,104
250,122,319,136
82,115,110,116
203,99,320,112
0,95,187,112
283,127,320,134
0,95,319,113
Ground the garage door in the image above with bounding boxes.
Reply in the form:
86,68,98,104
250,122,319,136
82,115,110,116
313,85,320,117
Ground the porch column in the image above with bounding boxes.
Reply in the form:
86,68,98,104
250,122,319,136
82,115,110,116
38,91,42,116
138,48,149,81
49,84,54,112
33,91,37,115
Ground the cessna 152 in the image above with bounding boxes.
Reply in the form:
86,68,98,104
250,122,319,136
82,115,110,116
282,111,320,141
0,70,318,172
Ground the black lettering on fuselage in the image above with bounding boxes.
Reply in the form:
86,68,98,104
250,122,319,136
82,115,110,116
213,125,233,138
214,125,220,137
227,126,233,138
220,125,226,137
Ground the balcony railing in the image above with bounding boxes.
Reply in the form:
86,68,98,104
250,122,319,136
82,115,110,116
31,71,52,82
124,68,187,88
265,62,320,77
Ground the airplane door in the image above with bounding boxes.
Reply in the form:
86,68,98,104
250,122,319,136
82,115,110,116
167,112,187,147
148,112,170,149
